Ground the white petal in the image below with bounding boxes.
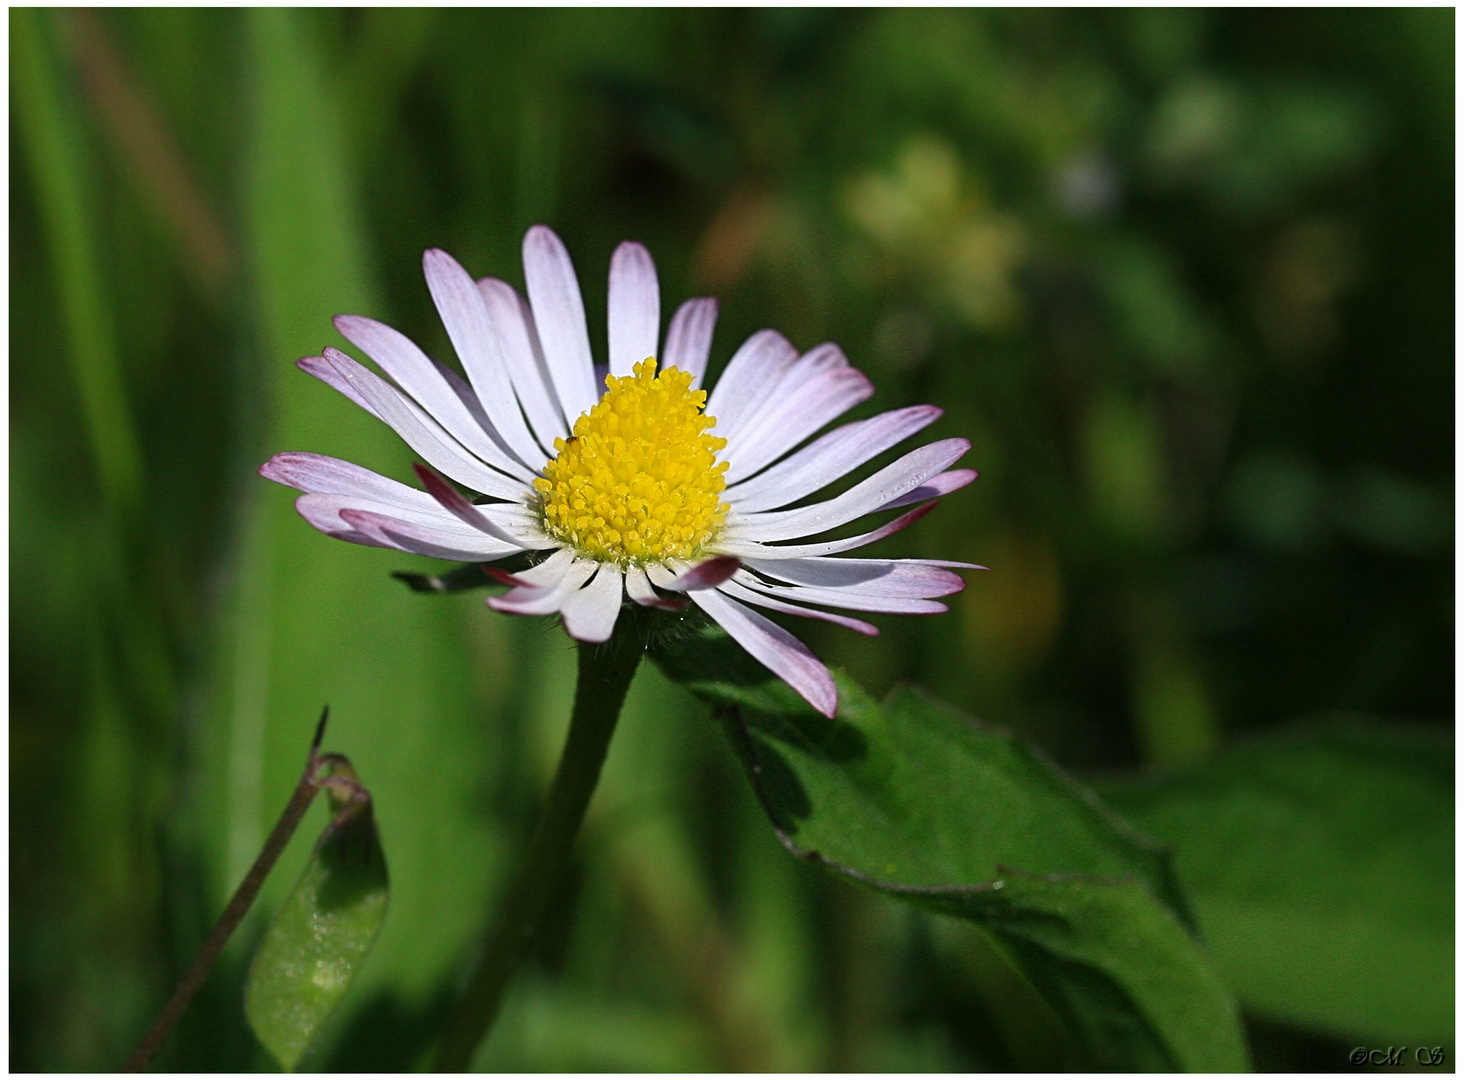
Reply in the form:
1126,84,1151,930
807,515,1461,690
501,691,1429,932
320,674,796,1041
688,588,837,717
323,349,533,499
744,556,970,597
722,363,873,484
332,314,531,473
663,297,718,387
489,556,597,616
725,405,942,512
423,249,546,470
712,501,939,560
704,329,799,440
727,438,970,542
523,225,600,422
560,563,625,643
713,577,880,636
478,276,568,451
730,570,948,615
501,546,576,588
624,564,685,610
469,502,561,549
607,241,660,379
874,468,978,512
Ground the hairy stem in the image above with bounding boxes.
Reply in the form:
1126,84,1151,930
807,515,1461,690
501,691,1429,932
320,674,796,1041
433,633,642,1070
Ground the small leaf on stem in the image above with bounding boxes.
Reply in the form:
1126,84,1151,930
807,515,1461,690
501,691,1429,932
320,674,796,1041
244,763,390,1071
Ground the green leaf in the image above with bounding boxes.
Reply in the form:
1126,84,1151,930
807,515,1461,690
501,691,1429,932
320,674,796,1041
1099,718,1453,1044
650,622,1249,1071
245,790,390,1070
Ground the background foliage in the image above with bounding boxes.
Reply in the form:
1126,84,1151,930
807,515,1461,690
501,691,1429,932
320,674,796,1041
11,8,1452,1071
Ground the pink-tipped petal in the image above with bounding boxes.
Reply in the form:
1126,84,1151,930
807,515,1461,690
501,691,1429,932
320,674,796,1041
291,488,522,554
689,587,838,718
335,506,521,561
294,494,392,549
489,556,596,616
310,344,541,484
412,463,524,546
727,439,970,543
262,452,439,512
724,405,943,513
298,354,376,415
744,556,970,598
715,577,881,636
662,556,741,592
874,468,979,512
730,570,948,615
722,363,873,483
713,500,940,560
607,241,660,379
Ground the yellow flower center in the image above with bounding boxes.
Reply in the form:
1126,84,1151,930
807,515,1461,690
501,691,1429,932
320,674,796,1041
534,358,729,566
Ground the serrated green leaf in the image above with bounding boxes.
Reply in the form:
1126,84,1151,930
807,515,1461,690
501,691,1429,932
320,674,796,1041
1099,718,1453,1045
650,621,1249,1071
245,798,390,1070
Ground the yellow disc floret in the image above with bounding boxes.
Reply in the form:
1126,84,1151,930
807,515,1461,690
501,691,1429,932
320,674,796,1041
534,358,729,566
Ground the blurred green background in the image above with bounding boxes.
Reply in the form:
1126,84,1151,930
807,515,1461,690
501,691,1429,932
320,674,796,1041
10,8,1452,1071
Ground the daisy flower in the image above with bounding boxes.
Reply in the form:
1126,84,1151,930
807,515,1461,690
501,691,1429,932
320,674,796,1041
261,226,976,717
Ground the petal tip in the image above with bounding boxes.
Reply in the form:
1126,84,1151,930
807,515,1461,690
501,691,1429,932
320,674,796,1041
258,455,289,483
413,462,468,511
524,224,563,252
483,566,527,587
673,555,741,591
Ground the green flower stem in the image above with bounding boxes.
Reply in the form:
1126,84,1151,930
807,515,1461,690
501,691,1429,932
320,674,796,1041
433,632,643,1071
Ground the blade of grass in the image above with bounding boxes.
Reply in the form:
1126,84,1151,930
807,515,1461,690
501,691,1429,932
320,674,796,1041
12,7,145,518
